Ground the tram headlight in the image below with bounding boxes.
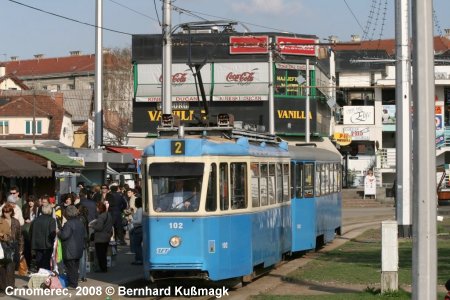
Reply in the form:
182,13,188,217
169,236,182,248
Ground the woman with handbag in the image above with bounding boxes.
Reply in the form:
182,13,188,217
0,203,24,293
89,202,113,273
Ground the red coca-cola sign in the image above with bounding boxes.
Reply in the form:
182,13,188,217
226,72,255,84
275,36,317,56
159,73,188,84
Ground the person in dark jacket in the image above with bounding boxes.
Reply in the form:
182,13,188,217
30,204,56,270
57,205,85,289
79,190,96,223
109,185,127,245
89,201,113,272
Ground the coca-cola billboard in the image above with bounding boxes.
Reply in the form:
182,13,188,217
158,72,188,85
229,36,269,54
275,36,317,56
135,62,269,102
226,71,255,84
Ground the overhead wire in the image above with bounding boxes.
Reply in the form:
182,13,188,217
362,0,377,40
166,1,292,34
107,0,160,24
6,0,133,36
342,0,365,34
433,8,443,37
153,0,161,26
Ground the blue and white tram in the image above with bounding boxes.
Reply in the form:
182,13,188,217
141,126,342,282
289,146,342,252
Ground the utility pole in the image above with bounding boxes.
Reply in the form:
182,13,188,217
305,59,310,143
268,38,274,135
33,89,36,145
162,0,172,115
411,0,437,298
395,0,412,237
94,0,103,148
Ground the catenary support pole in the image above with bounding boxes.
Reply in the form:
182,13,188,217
162,0,172,115
411,0,437,299
395,0,412,237
305,59,310,143
268,39,274,135
94,0,103,148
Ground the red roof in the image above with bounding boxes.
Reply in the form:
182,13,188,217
106,146,142,160
2,54,95,77
0,92,68,140
333,36,450,55
1,52,127,78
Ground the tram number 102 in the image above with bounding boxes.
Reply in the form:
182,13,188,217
169,222,183,229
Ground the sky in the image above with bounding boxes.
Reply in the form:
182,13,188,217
0,0,449,61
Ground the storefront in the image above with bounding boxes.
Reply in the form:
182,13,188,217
131,32,334,142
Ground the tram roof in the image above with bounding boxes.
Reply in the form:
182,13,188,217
288,145,342,162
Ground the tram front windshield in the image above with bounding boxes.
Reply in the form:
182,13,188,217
149,163,203,213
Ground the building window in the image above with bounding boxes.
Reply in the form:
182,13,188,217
274,68,307,97
0,121,9,135
68,84,75,90
56,85,61,91
89,82,94,90
25,120,42,135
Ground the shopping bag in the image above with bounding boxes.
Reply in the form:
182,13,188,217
0,241,15,264
56,239,63,263
18,255,28,276
49,275,63,289
58,274,68,288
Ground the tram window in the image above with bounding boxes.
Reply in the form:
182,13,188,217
336,163,342,191
303,163,314,198
283,163,290,202
276,163,283,203
251,163,260,207
330,164,335,193
231,163,247,209
315,164,321,197
206,163,217,212
330,163,337,193
290,162,295,198
151,174,202,213
324,164,330,195
295,163,303,198
260,164,268,206
219,163,229,211
143,162,148,213
268,163,276,205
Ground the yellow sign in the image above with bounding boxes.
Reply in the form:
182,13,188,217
334,132,352,146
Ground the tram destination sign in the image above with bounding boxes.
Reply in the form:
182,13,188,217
229,36,269,54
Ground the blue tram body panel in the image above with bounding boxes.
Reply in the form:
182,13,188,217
143,138,289,158
291,198,316,251
144,215,253,281
252,205,292,266
316,193,342,243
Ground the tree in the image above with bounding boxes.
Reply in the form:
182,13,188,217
102,47,133,145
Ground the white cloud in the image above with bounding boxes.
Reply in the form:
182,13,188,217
231,0,302,15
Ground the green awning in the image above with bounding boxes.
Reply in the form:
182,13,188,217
9,148,84,169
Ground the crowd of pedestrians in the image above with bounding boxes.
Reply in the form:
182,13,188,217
0,183,143,294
